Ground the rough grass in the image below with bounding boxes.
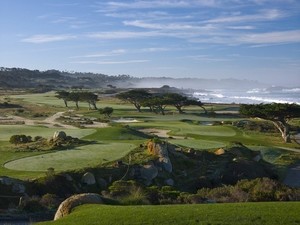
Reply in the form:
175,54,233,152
4,142,136,172
39,202,300,225
169,139,226,150
0,125,95,141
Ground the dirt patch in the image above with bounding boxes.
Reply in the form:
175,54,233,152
0,112,110,129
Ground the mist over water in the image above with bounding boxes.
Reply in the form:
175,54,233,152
193,87,300,105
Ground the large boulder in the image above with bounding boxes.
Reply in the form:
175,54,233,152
158,157,172,173
53,131,67,140
54,193,103,220
0,176,26,194
81,172,96,185
140,162,159,185
165,178,174,186
147,141,168,157
147,141,172,173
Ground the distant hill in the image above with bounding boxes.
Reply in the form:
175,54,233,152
0,67,267,90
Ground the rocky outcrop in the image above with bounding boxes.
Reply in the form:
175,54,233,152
140,162,159,185
53,131,67,140
147,141,172,173
0,176,26,194
81,172,96,185
54,193,103,220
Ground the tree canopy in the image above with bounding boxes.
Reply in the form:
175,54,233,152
55,91,98,110
116,89,152,112
240,103,300,143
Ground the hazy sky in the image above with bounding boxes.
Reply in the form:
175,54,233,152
1,0,300,86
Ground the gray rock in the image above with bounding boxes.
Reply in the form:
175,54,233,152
165,178,174,186
81,172,96,185
253,154,262,162
63,174,73,181
159,156,172,173
97,177,108,189
140,162,158,184
0,176,26,194
54,193,103,220
53,131,67,140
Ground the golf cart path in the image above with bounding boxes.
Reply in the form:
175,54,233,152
43,111,76,129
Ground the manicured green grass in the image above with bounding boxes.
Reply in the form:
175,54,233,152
10,91,65,107
39,202,300,225
83,126,150,141
2,92,299,179
4,142,136,172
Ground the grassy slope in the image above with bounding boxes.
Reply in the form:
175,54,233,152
1,92,299,178
40,202,300,225
4,142,136,171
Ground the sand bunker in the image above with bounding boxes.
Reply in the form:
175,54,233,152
113,118,141,123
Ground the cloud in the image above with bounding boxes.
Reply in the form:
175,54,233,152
205,9,285,23
123,20,216,31
94,0,221,14
70,59,149,65
70,49,127,58
190,29,300,45
86,31,165,39
21,34,77,43
238,30,300,44
227,26,255,30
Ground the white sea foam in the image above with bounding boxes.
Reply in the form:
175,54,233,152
246,88,269,94
282,88,300,93
193,87,300,105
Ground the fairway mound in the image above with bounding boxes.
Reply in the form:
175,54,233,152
54,193,103,220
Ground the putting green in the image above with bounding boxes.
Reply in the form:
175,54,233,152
4,142,136,171
173,125,236,137
0,125,95,141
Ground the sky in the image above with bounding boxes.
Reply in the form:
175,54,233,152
0,0,300,86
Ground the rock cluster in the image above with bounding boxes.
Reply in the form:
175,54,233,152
54,193,103,220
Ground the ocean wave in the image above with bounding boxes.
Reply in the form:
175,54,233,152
193,92,209,96
193,91,300,105
246,88,269,94
231,96,300,104
282,88,300,93
211,93,224,98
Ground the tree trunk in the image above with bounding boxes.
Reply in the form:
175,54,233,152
134,103,141,112
175,105,183,114
90,102,97,110
272,120,291,143
63,99,68,107
75,101,79,109
200,106,207,114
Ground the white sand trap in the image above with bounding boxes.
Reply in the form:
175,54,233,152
113,118,141,123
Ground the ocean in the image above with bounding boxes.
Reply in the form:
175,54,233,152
193,87,300,105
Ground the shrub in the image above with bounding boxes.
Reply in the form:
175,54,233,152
19,196,46,212
9,134,31,145
40,193,60,209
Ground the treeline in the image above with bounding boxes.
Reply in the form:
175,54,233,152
0,67,136,89
116,89,206,115
56,91,98,109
